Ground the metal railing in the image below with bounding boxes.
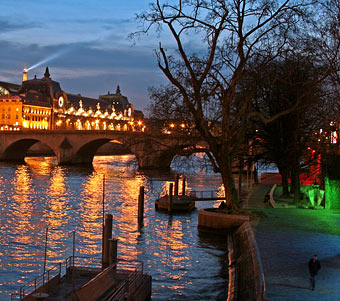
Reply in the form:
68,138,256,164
10,293,20,300
107,281,127,301
19,262,62,299
15,256,143,300
66,255,102,270
189,190,224,199
106,259,144,301
17,256,101,300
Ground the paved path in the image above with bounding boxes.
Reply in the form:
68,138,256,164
247,175,340,300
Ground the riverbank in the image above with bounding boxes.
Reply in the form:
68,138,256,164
248,177,340,300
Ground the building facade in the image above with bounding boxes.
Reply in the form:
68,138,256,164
0,68,144,131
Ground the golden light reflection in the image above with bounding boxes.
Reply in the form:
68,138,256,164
10,165,46,262
113,174,146,260
0,154,229,299
44,168,68,240
78,172,105,256
25,157,56,175
13,165,32,196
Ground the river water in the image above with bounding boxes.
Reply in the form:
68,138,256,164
0,154,228,300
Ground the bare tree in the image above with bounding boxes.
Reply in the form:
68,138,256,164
147,84,193,124
134,0,317,209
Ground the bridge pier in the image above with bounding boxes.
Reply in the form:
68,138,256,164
130,141,177,171
55,137,75,165
135,152,175,170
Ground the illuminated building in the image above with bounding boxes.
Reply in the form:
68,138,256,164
99,85,133,117
0,67,144,131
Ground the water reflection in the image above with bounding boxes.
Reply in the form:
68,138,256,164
0,154,227,300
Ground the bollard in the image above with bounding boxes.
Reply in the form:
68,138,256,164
174,175,179,196
182,177,186,196
168,183,173,212
109,238,118,266
102,214,113,269
138,186,145,224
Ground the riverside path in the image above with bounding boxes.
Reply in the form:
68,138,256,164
247,174,340,301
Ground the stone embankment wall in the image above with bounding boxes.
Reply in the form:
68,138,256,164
197,210,265,300
228,222,265,301
198,209,250,232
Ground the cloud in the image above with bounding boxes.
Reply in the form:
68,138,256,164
0,40,167,110
48,67,113,79
70,17,132,26
0,20,39,33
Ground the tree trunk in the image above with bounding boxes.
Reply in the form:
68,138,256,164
209,144,241,209
279,167,290,197
291,166,301,203
219,160,240,209
254,163,258,185
238,157,243,201
290,170,295,195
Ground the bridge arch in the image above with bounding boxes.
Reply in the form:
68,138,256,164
1,139,56,162
72,138,130,165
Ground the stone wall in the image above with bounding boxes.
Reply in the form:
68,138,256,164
231,222,265,301
198,209,250,233
197,210,265,300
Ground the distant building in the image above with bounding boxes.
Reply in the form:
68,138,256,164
99,85,134,117
0,67,144,131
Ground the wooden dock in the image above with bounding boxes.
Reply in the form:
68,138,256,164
155,194,196,212
155,176,226,213
12,214,152,301
16,256,151,301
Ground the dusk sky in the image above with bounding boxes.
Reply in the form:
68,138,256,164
0,1,175,111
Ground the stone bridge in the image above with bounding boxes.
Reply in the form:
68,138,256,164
0,130,201,170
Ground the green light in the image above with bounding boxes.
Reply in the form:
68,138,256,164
324,176,340,210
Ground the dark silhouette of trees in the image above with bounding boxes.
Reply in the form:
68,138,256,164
134,0,318,209
243,0,340,201
244,55,337,200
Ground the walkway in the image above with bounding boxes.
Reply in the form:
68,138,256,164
248,175,340,300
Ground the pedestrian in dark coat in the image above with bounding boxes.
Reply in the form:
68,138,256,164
308,254,321,290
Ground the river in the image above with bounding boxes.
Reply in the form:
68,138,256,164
0,154,228,300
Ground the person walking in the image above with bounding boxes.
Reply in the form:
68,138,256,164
308,254,321,290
